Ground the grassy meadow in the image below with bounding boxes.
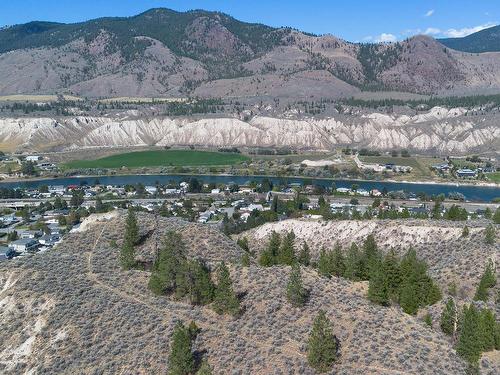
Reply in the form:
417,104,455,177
64,150,250,169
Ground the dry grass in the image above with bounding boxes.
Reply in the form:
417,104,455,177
0,95,82,102
0,212,481,374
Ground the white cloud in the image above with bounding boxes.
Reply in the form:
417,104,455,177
425,9,435,17
375,33,397,43
362,35,373,42
424,27,441,35
442,22,496,38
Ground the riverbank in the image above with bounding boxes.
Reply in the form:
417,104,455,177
2,171,499,188
1,173,499,202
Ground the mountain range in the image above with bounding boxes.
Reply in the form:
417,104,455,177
1,8,500,99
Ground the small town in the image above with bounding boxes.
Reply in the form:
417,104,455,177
1,177,498,262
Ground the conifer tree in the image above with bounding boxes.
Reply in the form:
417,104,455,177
383,249,401,300
440,297,457,336
360,234,381,279
120,208,139,269
318,248,333,277
494,207,500,224
399,279,419,315
298,242,311,266
474,261,496,302
259,231,281,266
176,259,215,305
236,237,249,252
478,308,496,352
149,232,186,295
368,264,389,306
168,322,195,375
344,243,362,281
287,263,308,307
456,305,482,365
331,243,345,277
484,224,496,244
279,231,296,265
124,207,139,245
307,310,338,373
213,262,240,316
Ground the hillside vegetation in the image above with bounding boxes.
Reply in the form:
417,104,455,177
1,211,498,374
1,8,500,98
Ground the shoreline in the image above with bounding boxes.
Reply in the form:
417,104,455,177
1,171,499,189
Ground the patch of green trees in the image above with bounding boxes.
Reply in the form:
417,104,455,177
149,232,240,316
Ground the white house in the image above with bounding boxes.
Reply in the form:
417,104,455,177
9,238,39,253
26,155,42,162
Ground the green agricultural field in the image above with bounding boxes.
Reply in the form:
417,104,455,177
486,172,500,184
64,150,250,169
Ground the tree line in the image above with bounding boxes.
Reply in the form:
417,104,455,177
440,261,499,373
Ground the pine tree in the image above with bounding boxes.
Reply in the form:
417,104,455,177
399,279,419,315
120,208,139,269
120,241,136,270
440,297,457,336
318,248,333,277
196,359,213,375
124,207,139,245
456,305,482,365
368,265,389,306
298,242,311,266
307,310,338,373
149,232,186,295
478,308,496,352
279,231,296,265
236,237,249,252
175,259,215,305
213,262,240,316
474,261,496,302
383,249,401,300
360,234,381,279
287,263,308,307
259,231,281,266
494,207,500,224
168,322,195,375
331,243,345,277
344,243,362,281
484,224,496,244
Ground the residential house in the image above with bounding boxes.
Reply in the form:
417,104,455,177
9,238,39,253
39,234,61,247
456,169,477,178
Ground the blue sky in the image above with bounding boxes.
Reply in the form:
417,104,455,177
0,1,498,42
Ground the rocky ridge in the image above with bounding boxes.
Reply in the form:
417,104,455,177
0,106,499,154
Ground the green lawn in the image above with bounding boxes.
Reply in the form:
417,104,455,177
64,150,250,169
486,172,500,183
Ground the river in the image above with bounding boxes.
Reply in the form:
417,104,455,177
1,174,499,202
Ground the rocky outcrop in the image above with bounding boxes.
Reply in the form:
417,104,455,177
0,106,498,154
